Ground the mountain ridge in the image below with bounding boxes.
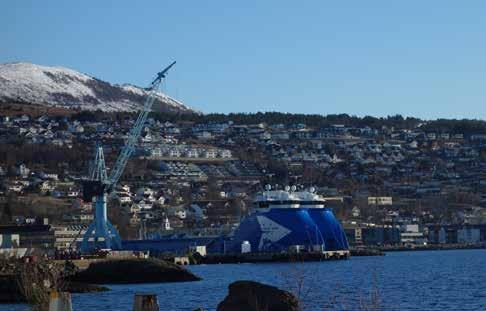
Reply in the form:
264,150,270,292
0,62,196,114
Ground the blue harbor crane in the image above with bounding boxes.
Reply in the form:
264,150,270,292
80,62,176,253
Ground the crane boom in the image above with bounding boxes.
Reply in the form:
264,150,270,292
150,61,176,90
107,61,176,191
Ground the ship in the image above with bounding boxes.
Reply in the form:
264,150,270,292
225,185,349,253
122,186,349,255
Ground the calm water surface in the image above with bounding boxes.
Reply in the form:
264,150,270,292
5,249,486,310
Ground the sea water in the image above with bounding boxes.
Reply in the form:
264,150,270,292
5,249,486,310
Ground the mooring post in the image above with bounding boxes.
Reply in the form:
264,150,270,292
48,290,73,311
133,293,160,311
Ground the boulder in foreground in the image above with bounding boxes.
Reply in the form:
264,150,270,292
69,258,201,284
217,280,299,311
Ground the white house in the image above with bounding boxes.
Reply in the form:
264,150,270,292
40,172,59,180
169,149,181,158
186,149,199,158
119,195,132,204
368,197,393,206
130,203,141,213
162,217,172,231
195,131,212,139
18,164,30,178
67,190,79,197
156,196,166,205
138,200,153,210
219,150,232,158
204,149,217,159
151,147,163,157
168,206,187,219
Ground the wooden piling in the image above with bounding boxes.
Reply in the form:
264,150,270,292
133,293,159,311
48,290,73,311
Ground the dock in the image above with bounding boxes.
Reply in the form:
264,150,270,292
196,250,350,264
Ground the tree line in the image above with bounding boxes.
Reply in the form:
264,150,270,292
45,110,486,135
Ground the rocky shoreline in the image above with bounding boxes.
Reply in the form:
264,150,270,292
0,257,201,304
0,274,109,304
68,258,201,284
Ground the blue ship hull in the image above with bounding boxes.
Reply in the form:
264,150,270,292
227,208,349,252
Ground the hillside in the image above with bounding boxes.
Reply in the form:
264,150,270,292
0,62,196,114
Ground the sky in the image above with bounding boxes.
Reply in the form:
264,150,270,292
2,1,486,119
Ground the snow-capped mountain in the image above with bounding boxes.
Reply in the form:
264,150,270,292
0,62,195,113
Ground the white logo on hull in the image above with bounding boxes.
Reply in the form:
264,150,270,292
256,215,291,250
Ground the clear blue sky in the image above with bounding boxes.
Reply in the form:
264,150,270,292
2,1,486,119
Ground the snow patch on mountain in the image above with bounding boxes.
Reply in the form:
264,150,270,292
0,62,195,113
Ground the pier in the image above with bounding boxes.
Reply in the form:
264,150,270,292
196,250,350,264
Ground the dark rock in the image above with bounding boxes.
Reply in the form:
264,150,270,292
217,280,300,311
68,258,201,284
